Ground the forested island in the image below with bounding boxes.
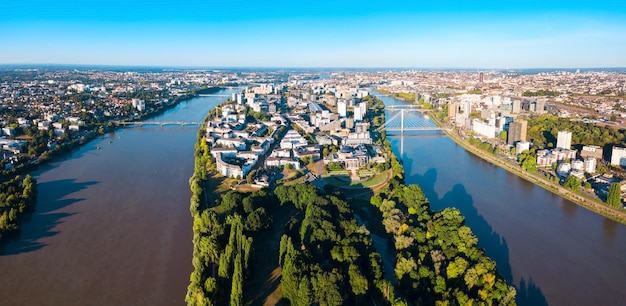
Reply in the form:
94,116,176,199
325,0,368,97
185,96,516,305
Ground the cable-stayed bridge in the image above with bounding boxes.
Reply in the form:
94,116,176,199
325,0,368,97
380,105,442,133
380,105,444,156
113,121,202,127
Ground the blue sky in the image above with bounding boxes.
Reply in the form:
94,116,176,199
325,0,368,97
1,0,625,68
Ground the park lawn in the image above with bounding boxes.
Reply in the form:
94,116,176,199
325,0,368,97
360,172,387,187
323,172,387,188
236,183,261,193
324,170,350,176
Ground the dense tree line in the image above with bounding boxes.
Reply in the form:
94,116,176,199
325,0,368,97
275,183,397,305
467,137,497,155
186,181,274,305
527,115,626,152
522,89,560,97
0,175,37,240
371,183,517,305
187,106,274,305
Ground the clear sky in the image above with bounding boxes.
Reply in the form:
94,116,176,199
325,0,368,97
1,0,625,68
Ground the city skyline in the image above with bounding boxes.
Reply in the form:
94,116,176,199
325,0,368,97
1,0,626,68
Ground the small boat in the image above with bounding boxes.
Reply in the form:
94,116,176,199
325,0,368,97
96,146,101,150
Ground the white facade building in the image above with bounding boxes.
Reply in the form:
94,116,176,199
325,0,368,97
354,106,363,121
280,129,308,149
571,160,584,171
584,157,597,173
338,101,347,117
132,99,145,111
516,141,530,154
472,119,496,139
611,146,626,166
557,131,572,150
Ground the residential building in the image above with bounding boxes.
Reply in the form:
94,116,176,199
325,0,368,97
354,106,363,121
472,119,496,139
611,146,626,167
337,101,347,117
512,99,521,113
557,131,572,150
280,129,308,149
516,141,530,154
507,120,527,145
584,157,597,173
448,102,458,120
581,145,603,160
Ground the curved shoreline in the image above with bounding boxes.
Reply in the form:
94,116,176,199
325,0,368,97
425,110,626,225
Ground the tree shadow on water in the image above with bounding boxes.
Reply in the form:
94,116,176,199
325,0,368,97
0,179,98,256
408,168,548,306
439,183,514,283
517,278,549,306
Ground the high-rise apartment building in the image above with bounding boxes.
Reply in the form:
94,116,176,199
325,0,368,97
556,131,572,150
611,146,626,167
354,106,363,121
507,120,527,145
337,101,347,117
512,100,521,113
448,102,458,120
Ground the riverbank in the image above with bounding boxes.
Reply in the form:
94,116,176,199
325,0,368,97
426,110,626,225
0,92,235,305
379,87,626,224
0,87,222,183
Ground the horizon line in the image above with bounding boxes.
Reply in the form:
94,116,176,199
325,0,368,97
1,63,626,71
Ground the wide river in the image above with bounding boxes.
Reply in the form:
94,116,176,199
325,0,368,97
0,89,237,305
379,93,626,305
1,89,625,305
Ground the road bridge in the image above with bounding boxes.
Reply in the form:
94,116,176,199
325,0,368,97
113,121,202,127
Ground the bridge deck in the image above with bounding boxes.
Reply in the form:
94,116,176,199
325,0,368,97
113,121,202,127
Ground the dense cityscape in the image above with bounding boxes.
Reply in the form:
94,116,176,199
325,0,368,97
2,68,626,209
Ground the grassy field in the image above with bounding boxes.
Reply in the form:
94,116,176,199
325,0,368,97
324,171,388,188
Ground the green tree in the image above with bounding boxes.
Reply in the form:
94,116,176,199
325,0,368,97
563,175,580,192
606,182,622,208
500,131,507,142
518,151,537,173
348,264,369,296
